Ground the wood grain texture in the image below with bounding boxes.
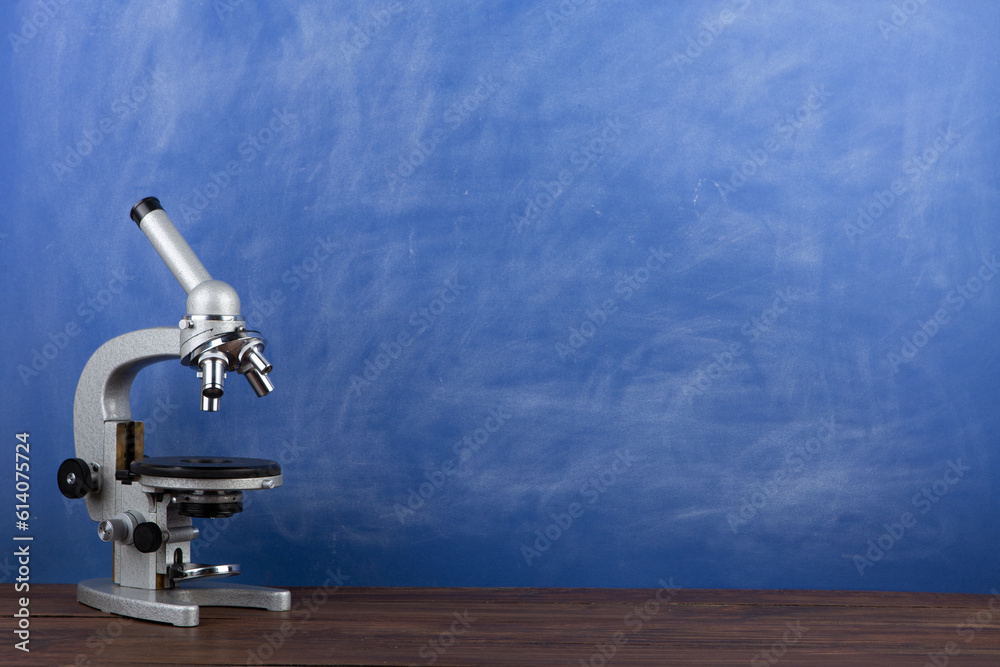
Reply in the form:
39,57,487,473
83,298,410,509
5,585,1000,666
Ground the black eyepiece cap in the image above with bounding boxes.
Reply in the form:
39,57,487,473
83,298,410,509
130,197,162,226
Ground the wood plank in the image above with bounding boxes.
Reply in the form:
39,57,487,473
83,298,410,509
4,585,1000,666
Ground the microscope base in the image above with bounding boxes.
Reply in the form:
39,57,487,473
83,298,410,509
78,578,292,627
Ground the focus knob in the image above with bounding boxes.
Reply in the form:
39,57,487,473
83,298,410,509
58,458,96,499
133,522,163,553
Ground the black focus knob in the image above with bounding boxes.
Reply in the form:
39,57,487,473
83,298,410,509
133,522,163,553
58,458,95,499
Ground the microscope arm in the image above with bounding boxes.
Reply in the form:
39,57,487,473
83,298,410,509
71,326,179,522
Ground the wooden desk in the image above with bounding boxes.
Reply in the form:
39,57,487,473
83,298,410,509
5,584,1000,665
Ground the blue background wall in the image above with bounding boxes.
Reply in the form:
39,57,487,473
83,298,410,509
2,1,999,594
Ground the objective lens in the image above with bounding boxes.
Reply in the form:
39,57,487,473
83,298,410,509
200,356,227,398
245,368,274,397
241,346,272,374
198,353,229,411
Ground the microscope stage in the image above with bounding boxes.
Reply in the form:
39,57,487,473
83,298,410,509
131,456,280,479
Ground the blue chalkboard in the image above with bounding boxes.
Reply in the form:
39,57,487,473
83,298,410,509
2,0,999,595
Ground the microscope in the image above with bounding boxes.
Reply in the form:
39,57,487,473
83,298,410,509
58,197,290,626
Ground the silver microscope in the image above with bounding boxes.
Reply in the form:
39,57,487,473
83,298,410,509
58,197,290,626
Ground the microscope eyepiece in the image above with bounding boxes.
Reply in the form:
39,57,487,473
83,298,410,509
130,197,214,295
129,196,163,225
